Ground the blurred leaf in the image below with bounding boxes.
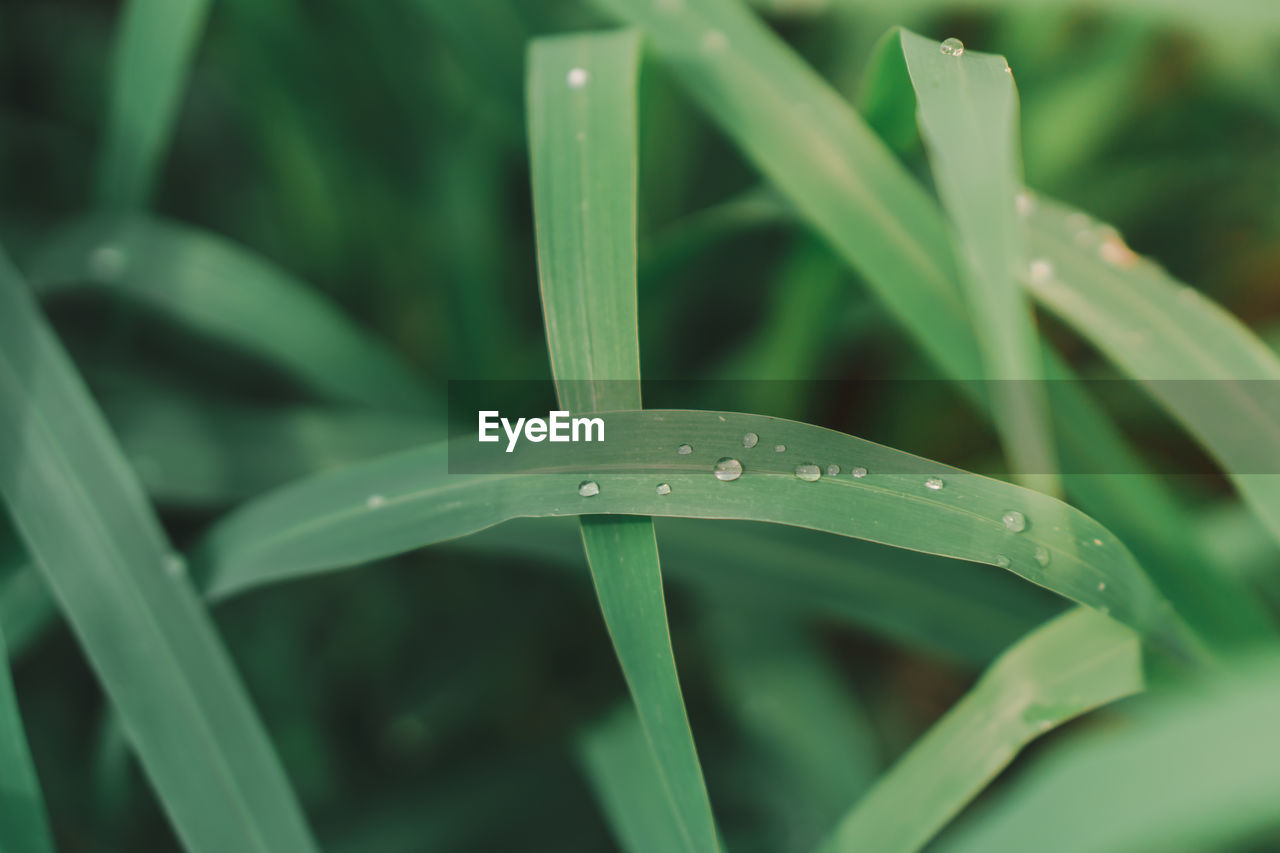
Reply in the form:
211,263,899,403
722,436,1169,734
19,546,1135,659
577,705,695,853
0,623,53,853
942,653,1280,852
197,410,1197,660
821,607,1142,853
528,30,721,853
29,216,435,413
0,251,317,853
97,0,211,208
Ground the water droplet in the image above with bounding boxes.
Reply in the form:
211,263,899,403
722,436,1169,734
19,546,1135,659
700,29,728,54
1093,538,1104,546
163,552,186,578
578,480,600,497
566,68,590,89
90,245,127,280
1097,581,1107,592
794,464,821,482
851,467,867,478
366,494,386,509
1016,191,1034,218
677,443,693,455
925,477,944,491
1001,510,1026,532
1029,258,1054,284
656,483,672,496
995,554,1011,568
774,444,786,453
826,464,840,476
1003,62,1012,74
713,457,743,482
1034,546,1051,567
743,432,759,449
940,37,964,56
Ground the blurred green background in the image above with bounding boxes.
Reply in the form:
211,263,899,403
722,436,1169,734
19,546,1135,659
2,0,1279,850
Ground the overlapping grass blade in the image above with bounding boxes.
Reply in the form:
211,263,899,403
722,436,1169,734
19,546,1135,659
598,0,1275,651
196,410,1195,658
577,705,694,853
0,623,54,853
942,654,1280,853
0,251,317,853
528,30,720,853
899,29,1058,494
1024,197,1280,546
819,607,1141,853
29,216,434,413
97,0,211,208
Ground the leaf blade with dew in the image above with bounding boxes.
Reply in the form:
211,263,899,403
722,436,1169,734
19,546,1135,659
28,215,435,413
195,409,1198,661
528,29,720,853
598,1,1274,651
941,653,1280,853
1025,197,1280,548
0,251,317,853
0,623,55,853
899,29,1059,494
818,607,1142,853
96,0,211,208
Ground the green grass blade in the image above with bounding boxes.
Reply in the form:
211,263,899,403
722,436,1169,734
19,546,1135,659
598,2,1274,651
942,654,1280,853
528,30,720,853
899,29,1058,494
577,705,694,853
196,410,1197,659
0,623,54,853
1025,197,1280,546
0,252,317,853
28,215,434,413
820,607,1142,853
96,0,211,208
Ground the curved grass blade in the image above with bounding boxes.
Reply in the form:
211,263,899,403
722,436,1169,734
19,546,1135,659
196,410,1197,660
819,607,1141,853
899,29,1058,495
0,252,317,853
577,705,695,853
28,215,434,413
0,623,54,853
529,30,720,853
942,654,1280,853
598,1,1274,651
97,0,211,208
1025,197,1280,547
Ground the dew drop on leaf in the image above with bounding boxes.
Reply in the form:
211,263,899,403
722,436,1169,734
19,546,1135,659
743,432,759,449
1034,546,1051,567
677,443,693,455
656,483,672,496
1001,510,1026,532
939,37,964,56
925,477,944,491
566,68,589,89
713,458,743,482
851,467,867,478
794,464,821,482
826,464,840,476
578,480,600,497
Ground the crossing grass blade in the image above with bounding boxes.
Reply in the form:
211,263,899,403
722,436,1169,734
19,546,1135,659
96,0,211,208
28,215,434,413
941,653,1280,853
577,705,696,853
899,29,1059,494
1024,197,1280,547
194,410,1199,660
598,0,1275,652
0,623,54,853
0,251,318,853
528,30,721,853
819,607,1142,853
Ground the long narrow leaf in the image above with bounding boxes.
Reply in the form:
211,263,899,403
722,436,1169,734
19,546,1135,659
0,251,317,853
96,0,211,208
0,622,54,853
819,607,1142,853
528,30,720,853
